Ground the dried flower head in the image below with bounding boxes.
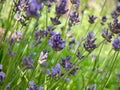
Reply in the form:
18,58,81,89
38,50,48,66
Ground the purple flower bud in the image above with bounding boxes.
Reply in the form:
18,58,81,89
109,21,120,34
21,56,34,70
69,11,80,27
0,71,5,82
26,81,44,90
76,51,84,60
118,86,120,90
6,83,10,90
35,30,48,40
70,0,80,5
26,0,43,18
101,16,107,22
61,56,78,75
88,15,97,24
50,17,61,25
55,0,68,16
69,38,75,49
116,5,120,13
111,11,119,19
48,32,66,51
84,31,97,52
64,78,70,82
112,38,120,51
51,63,61,76
46,69,50,75
101,29,112,42
0,64,3,70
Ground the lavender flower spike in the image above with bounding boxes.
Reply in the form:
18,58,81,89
0,71,5,82
55,0,68,16
84,31,97,52
48,32,66,51
112,38,120,51
26,0,43,18
0,64,3,70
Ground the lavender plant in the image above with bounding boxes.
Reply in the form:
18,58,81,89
0,0,120,90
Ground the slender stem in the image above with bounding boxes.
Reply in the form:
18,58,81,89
102,51,119,89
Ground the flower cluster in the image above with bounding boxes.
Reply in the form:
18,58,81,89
55,0,68,17
112,38,120,51
26,81,44,90
0,64,5,82
21,56,34,70
109,20,120,35
61,56,78,75
46,56,78,79
26,0,43,18
84,31,97,52
68,11,80,27
70,0,80,10
13,0,30,25
88,15,97,24
48,32,66,51
101,16,107,25
101,29,112,42
50,17,61,25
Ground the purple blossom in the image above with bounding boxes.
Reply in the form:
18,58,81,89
109,21,120,34
35,30,48,40
64,78,71,82
87,84,97,90
112,38,120,51
84,31,97,52
0,71,5,82
51,63,61,76
111,11,119,19
55,0,68,16
50,17,61,25
101,29,112,42
10,38,15,46
69,38,75,49
70,0,80,9
26,0,43,18
47,26,55,32
0,64,3,70
61,56,72,71
76,51,84,60
8,50,16,57
48,32,66,51
116,5,120,13
46,63,61,77
88,15,97,24
70,0,80,5
21,56,34,70
6,83,10,90
61,56,78,75
69,11,80,27
102,16,107,22
118,86,120,90
26,81,44,90
101,16,107,25
13,0,29,12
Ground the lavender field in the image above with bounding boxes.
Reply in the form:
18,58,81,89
0,0,120,90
